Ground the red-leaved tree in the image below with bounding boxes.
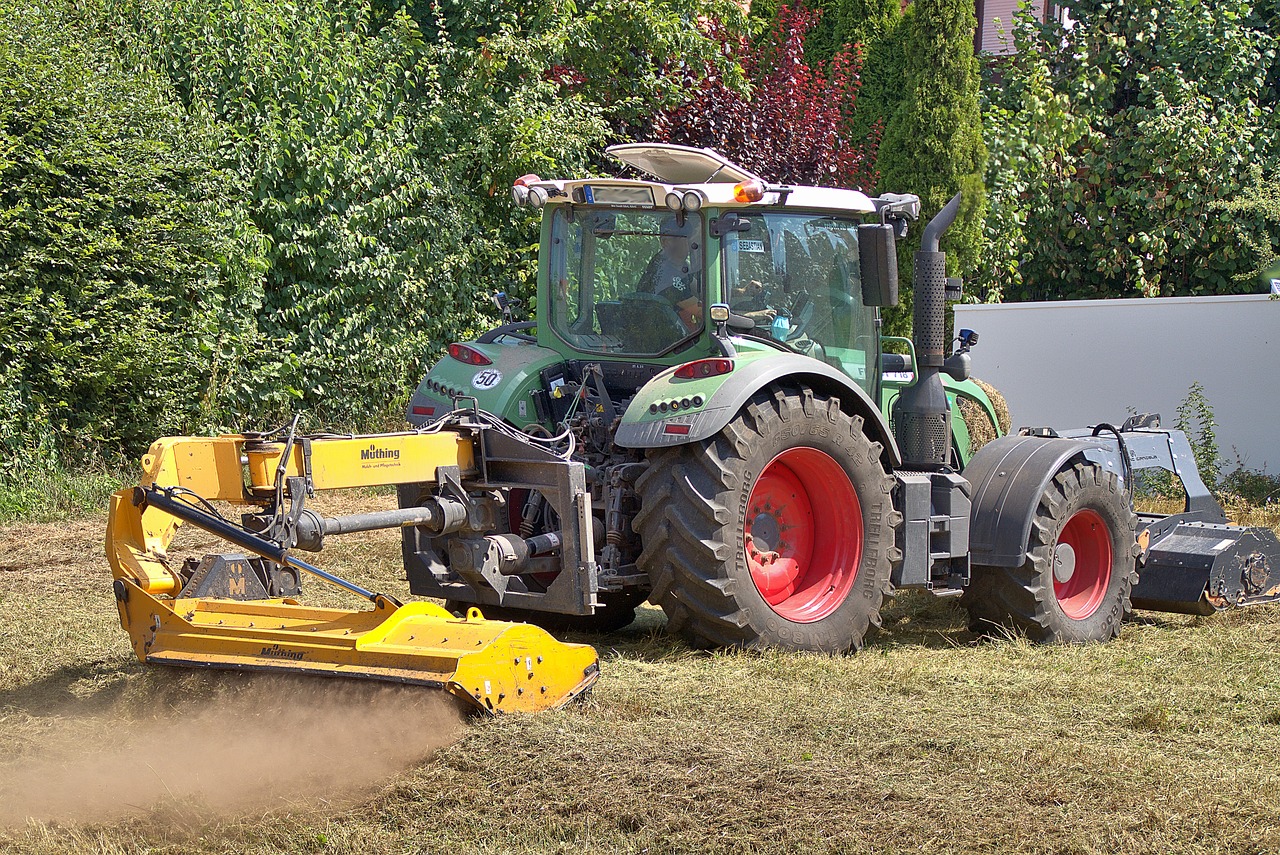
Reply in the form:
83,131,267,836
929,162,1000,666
645,4,881,190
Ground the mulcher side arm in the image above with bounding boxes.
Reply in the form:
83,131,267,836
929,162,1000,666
1058,425,1280,614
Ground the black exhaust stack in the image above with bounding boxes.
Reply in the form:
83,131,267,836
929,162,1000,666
893,192,962,471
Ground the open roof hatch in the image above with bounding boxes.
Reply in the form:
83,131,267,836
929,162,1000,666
606,143,764,185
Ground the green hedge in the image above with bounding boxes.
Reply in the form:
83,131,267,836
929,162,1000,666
0,1,254,469
2,0,734,470
109,0,488,430
978,0,1280,302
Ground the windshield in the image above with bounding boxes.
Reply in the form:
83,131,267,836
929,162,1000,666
724,212,879,396
548,207,704,355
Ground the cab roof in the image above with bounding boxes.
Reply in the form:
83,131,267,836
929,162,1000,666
607,142,763,184
527,143,877,215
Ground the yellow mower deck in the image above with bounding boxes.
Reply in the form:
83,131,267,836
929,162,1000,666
113,580,598,712
105,430,601,714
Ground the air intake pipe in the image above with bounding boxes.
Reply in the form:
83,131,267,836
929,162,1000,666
892,192,962,471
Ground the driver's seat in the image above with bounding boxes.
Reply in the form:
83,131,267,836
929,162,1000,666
596,293,687,352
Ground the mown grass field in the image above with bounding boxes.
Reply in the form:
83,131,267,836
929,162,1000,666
2,491,1279,854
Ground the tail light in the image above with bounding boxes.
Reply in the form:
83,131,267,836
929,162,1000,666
448,343,492,366
674,358,734,379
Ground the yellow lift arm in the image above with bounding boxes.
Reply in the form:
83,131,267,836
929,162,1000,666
107,426,599,714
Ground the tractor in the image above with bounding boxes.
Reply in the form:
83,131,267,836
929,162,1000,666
399,143,1280,650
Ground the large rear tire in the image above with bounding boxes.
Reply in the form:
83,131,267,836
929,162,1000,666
963,461,1138,643
634,387,900,652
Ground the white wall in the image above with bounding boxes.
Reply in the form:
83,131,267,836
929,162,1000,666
953,295,1280,472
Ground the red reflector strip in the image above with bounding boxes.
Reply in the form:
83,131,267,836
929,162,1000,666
663,423,691,436
411,405,436,416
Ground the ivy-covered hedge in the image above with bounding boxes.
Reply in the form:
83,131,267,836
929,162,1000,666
977,0,1280,302
110,0,485,428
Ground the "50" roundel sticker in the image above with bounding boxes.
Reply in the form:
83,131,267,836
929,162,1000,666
472,369,503,390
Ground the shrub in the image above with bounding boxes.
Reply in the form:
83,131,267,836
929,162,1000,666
876,0,987,337
643,3,880,191
978,0,1280,302
0,1,260,466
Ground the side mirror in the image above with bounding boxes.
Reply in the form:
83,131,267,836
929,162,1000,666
857,224,899,307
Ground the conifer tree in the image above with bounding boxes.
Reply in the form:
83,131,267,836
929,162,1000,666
876,0,987,336
805,0,905,147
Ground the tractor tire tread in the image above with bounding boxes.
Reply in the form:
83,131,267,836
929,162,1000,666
635,384,896,652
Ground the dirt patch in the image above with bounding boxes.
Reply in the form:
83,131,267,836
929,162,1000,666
0,675,463,827
0,517,107,577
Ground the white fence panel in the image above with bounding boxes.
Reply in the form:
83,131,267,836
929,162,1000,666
953,295,1279,472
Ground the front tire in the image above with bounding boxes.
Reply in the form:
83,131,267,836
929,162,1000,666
634,387,900,652
963,461,1138,643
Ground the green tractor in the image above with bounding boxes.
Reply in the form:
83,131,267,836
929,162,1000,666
400,143,1280,650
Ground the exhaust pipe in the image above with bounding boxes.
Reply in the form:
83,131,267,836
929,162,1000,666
893,192,962,471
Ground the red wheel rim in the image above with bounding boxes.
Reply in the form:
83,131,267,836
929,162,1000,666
744,448,862,623
1054,508,1112,620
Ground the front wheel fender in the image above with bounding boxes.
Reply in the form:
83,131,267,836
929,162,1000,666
966,434,1129,567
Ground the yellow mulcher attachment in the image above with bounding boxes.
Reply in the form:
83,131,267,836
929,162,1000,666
107,415,599,714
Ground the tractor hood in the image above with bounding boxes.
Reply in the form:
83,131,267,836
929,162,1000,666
606,143,765,185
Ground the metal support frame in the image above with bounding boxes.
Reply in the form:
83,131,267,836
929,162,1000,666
402,427,600,615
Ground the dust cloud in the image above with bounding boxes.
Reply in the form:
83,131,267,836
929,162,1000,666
0,676,464,826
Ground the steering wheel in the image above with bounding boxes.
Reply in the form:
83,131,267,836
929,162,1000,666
617,292,690,349
786,295,816,341
625,291,688,327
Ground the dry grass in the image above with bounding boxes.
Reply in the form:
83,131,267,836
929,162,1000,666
1135,494,1280,533
1222,496,1280,532
3,493,1280,854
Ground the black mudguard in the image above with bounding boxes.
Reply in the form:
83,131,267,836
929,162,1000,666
965,434,1124,567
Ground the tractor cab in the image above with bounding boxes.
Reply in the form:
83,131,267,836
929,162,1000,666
529,146,885,403
546,206,709,357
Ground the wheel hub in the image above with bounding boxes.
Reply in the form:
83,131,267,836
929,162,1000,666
1053,542,1077,584
749,512,781,554
1054,508,1113,620
743,447,862,623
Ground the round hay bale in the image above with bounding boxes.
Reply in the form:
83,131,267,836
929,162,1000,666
974,377,1011,434
958,378,1011,454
